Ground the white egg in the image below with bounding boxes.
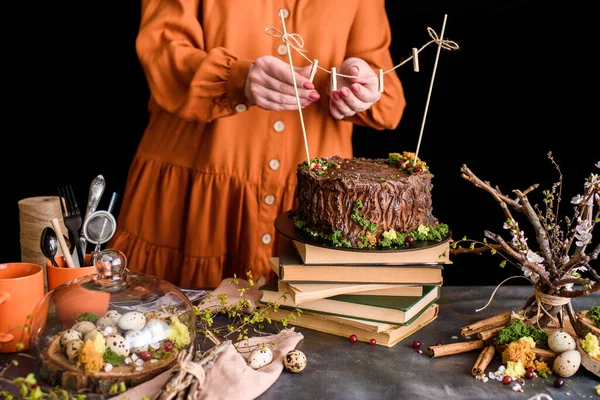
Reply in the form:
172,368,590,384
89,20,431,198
247,346,273,369
71,321,96,336
548,330,577,353
553,349,581,377
60,329,82,347
118,311,146,331
84,329,102,342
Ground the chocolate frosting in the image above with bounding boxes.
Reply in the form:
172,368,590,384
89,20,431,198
295,156,437,246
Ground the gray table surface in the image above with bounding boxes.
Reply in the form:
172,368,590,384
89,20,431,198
0,286,598,399
258,285,599,400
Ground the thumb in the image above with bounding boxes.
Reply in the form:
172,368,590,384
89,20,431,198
341,61,373,86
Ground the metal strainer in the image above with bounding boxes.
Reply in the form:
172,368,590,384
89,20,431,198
83,210,117,252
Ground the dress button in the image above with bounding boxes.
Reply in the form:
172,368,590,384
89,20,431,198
234,103,248,113
278,8,290,19
273,120,285,132
269,159,281,170
261,233,272,245
277,44,288,56
264,194,275,205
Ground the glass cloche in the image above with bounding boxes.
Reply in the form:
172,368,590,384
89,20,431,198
29,249,196,395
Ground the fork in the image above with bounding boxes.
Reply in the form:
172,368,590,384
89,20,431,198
58,185,85,267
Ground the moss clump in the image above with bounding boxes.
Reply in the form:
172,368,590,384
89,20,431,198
496,320,549,349
76,312,100,323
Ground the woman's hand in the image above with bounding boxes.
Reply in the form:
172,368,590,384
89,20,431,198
329,57,381,120
244,56,320,111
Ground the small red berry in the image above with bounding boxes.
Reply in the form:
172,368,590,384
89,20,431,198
524,371,534,380
395,159,404,168
140,351,152,361
406,236,414,245
413,166,422,173
349,334,358,343
435,341,443,346
553,378,564,388
312,164,322,172
411,340,421,349
526,367,535,373
369,338,376,345
502,376,512,385
164,341,174,352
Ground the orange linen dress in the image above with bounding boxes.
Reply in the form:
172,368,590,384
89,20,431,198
110,0,406,288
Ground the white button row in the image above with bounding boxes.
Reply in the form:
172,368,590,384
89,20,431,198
262,233,272,244
269,159,280,170
264,194,275,205
278,8,290,19
277,44,288,56
273,120,285,132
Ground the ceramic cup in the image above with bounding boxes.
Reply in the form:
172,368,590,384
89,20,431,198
46,254,96,291
0,262,45,352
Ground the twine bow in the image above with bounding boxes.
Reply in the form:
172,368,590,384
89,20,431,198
426,27,459,51
264,27,308,53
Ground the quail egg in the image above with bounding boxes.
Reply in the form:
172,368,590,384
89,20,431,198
60,329,82,347
248,346,273,369
96,316,117,331
548,330,577,353
65,339,84,360
107,333,130,357
118,311,146,331
283,349,307,373
552,349,581,377
71,321,96,336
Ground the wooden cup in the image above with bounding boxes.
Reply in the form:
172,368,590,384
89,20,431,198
0,262,45,352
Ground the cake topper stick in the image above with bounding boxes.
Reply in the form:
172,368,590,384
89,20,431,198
414,14,449,163
279,10,311,164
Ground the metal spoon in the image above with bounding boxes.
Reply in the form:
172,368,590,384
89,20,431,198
40,227,60,268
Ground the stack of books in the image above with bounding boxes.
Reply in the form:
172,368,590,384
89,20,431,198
261,236,451,347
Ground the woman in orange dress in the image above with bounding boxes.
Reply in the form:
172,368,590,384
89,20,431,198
110,0,406,288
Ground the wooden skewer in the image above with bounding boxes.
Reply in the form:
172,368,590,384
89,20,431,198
51,218,76,268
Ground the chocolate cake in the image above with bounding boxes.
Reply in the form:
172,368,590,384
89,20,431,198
293,152,448,249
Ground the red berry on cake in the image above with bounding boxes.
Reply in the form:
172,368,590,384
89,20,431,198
414,166,422,173
312,164,322,172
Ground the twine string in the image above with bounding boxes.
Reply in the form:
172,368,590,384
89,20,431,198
178,359,206,387
476,275,571,330
264,21,459,79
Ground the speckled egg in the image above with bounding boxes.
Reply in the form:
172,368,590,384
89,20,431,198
60,329,82,347
548,330,577,353
283,349,307,373
117,311,146,331
104,310,122,324
553,349,581,377
107,333,130,357
65,339,84,360
125,329,153,353
71,321,96,336
96,316,117,330
247,346,273,369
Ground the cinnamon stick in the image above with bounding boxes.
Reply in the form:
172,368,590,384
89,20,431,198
476,326,504,341
428,340,486,358
471,345,495,376
460,311,511,337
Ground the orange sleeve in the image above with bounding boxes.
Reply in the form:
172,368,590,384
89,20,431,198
343,0,406,130
136,0,253,122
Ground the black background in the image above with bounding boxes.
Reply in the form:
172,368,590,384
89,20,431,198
2,0,597,286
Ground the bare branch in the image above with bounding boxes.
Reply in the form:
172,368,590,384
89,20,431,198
558,282,600,297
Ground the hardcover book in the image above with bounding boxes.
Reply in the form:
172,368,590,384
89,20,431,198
268,303,440,347
260,280,440,325
278,281,424,305
292,238,451,265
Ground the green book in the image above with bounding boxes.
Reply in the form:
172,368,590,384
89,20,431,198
260,280,440,324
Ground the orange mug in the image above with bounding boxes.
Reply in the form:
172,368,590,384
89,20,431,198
0,262,45,352
46,254,96,291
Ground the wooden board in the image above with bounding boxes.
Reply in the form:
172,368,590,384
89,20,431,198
576,310,600,337
40,333,178,394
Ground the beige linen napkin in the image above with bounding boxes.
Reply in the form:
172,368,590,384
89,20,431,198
111,278,304,400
